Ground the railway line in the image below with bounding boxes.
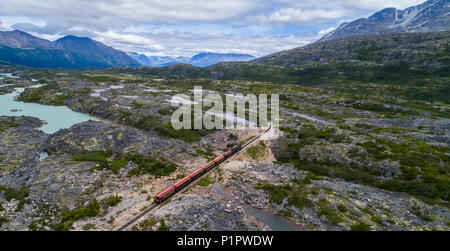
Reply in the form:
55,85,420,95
115,122,272,231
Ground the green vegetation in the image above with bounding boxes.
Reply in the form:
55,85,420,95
337,204,349,213
157,219,170,231
17,84,60,103
246,141,267,160
126,115,213,143
126,154,177,177
197,176,215,187
228,134,238,141
277,129,450,204
0,185,29,212
292,158,449,206
0,217,10,227
104,194,122,208
17,84,91,106
0,119,19,132
72,151,176,177
258,180,313,209
158,107,175,116
350,222,372,231
54,199,100,231
371,216,384,224
240,136,256,146
108,159,128,174
82,73,141,83
280,125,349,160
317,199,344,224
73,150,112,163
131,217,159,231
194,148,216,161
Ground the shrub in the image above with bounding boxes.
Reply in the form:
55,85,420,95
246,141,267,160
157,219,170,231
317,199,344,224
109,159,128,174
197,177,215,187
72,150,112,163
371,216,384,224
350,222,372,231
0,185,29,212
126,154,177,177
104,194,122,208
55,199,100,231
337,204,349,213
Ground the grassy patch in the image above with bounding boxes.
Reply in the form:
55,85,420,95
197,176,215,187
54,199,100,231
258,182,313,209
317,199,344,224
246,141,267,160
126,154,177,177
73,150,112,163
0,185,29,212
0,119,19,132
337,204,349,213
371,216,384,224
108,159,128,174
73,151,177,177
104,194,122,208
0,217,10,227
350,222,372,231
128,115,213,143
157,219,170,231
194,149,216,162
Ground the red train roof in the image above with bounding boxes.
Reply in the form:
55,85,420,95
202,162,214,169
174,176,191,187
190,167,204,177
156,185,175,198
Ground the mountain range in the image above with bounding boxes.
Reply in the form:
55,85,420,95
0,0,448,69
320,0,450,42
127,52,255,67
0,30,139,68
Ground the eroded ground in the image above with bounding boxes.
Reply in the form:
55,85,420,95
0,67,449,231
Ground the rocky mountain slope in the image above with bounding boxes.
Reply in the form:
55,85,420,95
0,30,139,68
320,0,450,42
254,31,450,68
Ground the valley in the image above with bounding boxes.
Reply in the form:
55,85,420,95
0,0,449,232
0,51,448,230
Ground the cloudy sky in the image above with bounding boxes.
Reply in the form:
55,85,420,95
0,0,426,57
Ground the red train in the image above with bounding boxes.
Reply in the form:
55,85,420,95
155,146,241,204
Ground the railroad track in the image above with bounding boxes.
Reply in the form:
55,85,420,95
115,122,272,231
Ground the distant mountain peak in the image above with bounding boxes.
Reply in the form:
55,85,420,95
0,30,139,68
320,0,450,42
128,51,255,67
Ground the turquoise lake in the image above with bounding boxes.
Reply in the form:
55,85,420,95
0,79,100,134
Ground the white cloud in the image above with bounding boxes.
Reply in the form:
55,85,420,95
0,0,429,57
318,27,336,35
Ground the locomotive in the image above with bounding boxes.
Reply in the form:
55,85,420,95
155,145,242,204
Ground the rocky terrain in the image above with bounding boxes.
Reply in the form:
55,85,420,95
0,63,449,231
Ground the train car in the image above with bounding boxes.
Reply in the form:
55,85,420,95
155,185,176,204
232,145,242,154
212,154,227,165
223,150,233,157
156,149,238,204
190,167,205,181
173,175,192,191
203,162,215,173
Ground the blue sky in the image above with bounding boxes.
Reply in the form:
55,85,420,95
0,0,426,57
